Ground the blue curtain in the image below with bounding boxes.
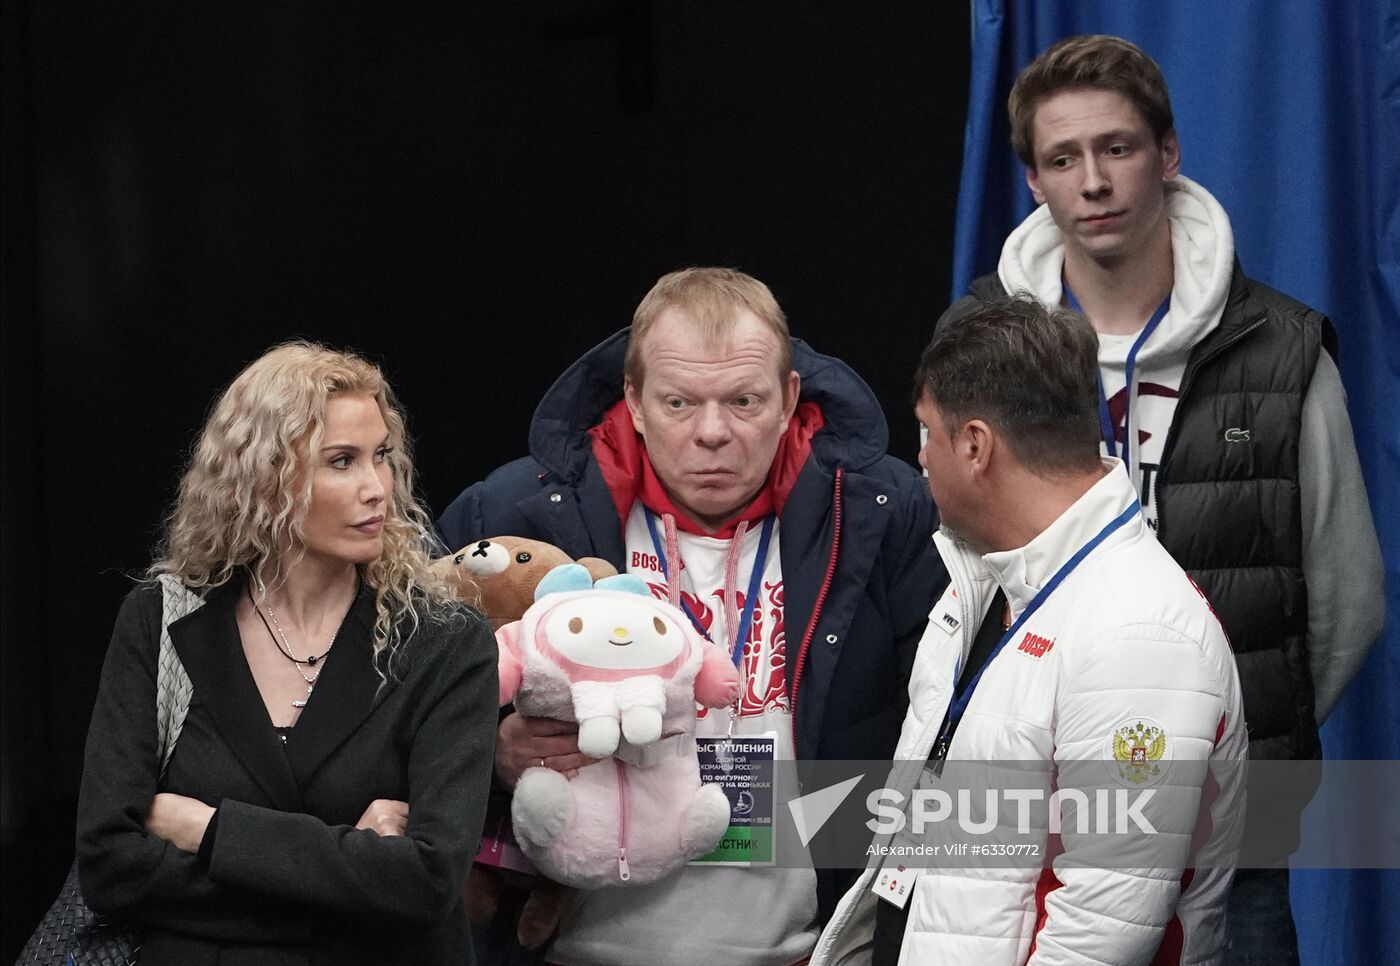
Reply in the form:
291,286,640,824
951,2,1400,964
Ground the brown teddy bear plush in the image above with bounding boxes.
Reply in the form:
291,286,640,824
435,537,617,951
439,536,616,629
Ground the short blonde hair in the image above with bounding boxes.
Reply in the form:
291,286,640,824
625,267,792,386
152,341,460,671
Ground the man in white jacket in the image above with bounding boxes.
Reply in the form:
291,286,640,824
814,295,1246,966
931,35,1384,965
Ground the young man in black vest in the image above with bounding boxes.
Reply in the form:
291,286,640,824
937,34,1384,966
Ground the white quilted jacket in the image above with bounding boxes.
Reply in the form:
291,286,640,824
814,462,1246,966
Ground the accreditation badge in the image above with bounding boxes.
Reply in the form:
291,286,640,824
474,788,537,874
691,732,776,865
870,787,931,907
871,863,919,909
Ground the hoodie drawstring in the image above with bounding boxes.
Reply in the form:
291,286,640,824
659,511,750,646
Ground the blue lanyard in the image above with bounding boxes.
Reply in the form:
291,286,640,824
644,510,775,666
936,499,1141,754
1064,285,1170,460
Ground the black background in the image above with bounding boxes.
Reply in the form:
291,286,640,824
1,2,969,954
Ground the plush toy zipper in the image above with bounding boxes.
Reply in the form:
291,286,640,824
614,758,631,881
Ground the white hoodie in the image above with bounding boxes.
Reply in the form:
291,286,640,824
996,176,1236,528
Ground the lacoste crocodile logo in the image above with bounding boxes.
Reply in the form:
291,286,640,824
1224,427,1250,443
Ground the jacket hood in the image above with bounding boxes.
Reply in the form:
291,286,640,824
997,175,1237,368
526,327,892,483
588,398,822,535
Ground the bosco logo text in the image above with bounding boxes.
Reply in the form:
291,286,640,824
1017,632,1055,658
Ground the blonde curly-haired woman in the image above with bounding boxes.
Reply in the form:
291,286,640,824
75,342,497,965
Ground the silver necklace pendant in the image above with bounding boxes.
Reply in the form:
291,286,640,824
292,682,313,709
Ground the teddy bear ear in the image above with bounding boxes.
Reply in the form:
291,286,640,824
578,556,619,582
593,574,650,597
534,563,594,601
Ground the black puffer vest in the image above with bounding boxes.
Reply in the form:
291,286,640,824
957,264,1336,762
1155,266,1334,761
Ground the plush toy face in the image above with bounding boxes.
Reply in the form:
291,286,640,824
541,594,688,671
436,536,616,628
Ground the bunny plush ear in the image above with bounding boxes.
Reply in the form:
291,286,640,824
593,573,651,597
534,563,595,601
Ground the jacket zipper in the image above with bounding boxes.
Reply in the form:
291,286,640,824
929,535,982,763
614,758,632,881
938,535,981,640
790,468,844,755
1154,312,1265,540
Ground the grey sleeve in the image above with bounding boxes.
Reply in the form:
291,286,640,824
1299,351,1385,723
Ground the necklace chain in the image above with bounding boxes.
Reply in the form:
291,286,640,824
268,610,324,688
247,581,351,709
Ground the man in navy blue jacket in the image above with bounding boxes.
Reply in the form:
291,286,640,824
438,267,943,966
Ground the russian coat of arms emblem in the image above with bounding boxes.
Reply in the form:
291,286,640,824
1111,719,1168,785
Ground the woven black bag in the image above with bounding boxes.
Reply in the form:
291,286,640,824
16,577,201,966
15,862,138,966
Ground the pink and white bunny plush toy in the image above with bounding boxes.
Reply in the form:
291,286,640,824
496,564,740,887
